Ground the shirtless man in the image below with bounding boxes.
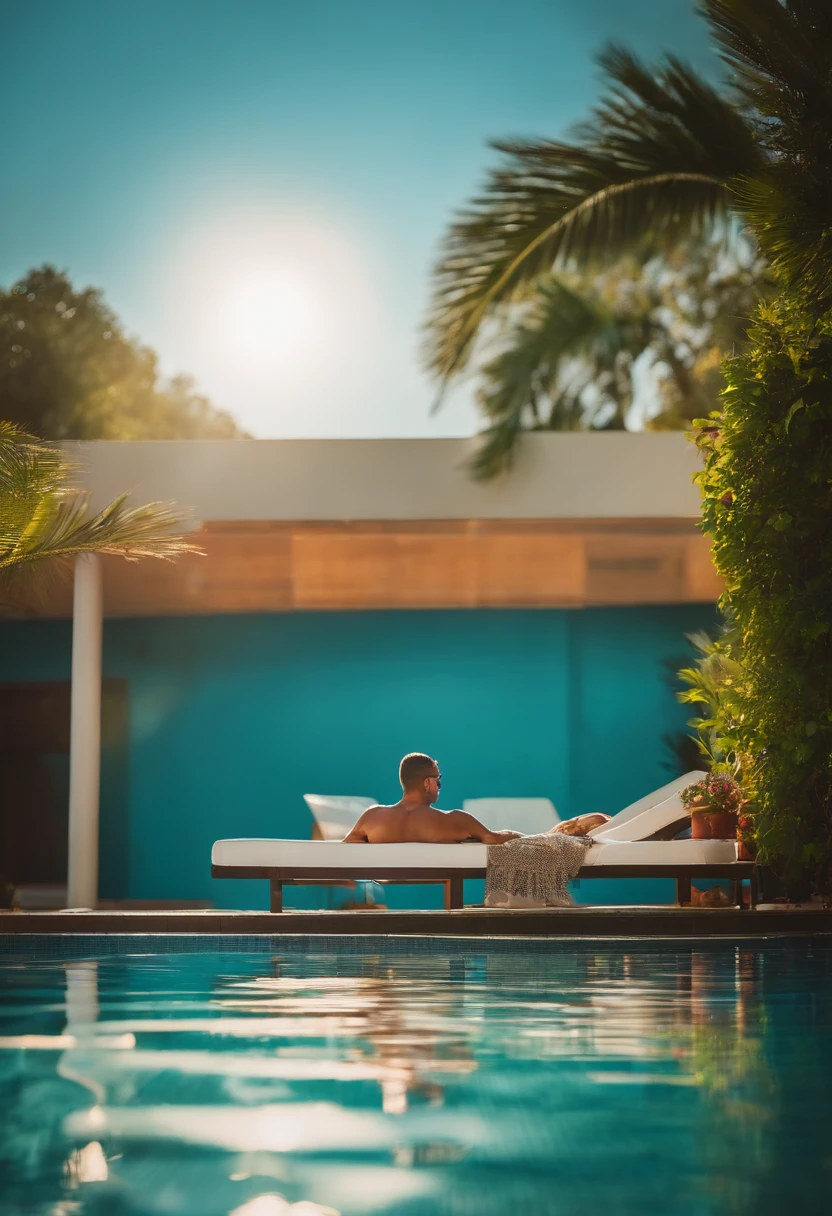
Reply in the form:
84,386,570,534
342,753,523,845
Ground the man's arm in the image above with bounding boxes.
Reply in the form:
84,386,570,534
445,810,522,845
342,810,371,843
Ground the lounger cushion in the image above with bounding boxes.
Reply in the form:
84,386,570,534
212,839,489,868
580,838,737,866
212,837,737,870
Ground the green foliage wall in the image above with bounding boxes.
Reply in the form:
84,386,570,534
695,296,832,887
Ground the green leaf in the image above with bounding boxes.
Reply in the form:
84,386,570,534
0,424,201,608
783,399,804,432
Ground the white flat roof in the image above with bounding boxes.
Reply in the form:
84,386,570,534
65,433,702,521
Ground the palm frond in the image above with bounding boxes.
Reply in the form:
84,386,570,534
425,48,760,383
0,423,201,604
704,0,832,303
3,493,199,570
703,0,830,109
0,423,71,553
469,280,601,476
468,274,658,477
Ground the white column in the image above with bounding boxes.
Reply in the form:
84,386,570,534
67,553,103,909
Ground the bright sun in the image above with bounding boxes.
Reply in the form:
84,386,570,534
170,209,379,432
225,258,323,361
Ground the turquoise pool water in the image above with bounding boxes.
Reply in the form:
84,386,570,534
0,936,830,1215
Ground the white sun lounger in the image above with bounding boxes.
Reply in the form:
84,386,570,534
303,794,378,840
212,771,756,911
462,798,560,835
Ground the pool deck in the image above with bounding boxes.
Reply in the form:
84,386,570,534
2,906,831,937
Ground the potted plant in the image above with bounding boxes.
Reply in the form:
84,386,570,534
680,774,744,840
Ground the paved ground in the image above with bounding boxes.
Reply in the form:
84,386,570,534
2,905,831,937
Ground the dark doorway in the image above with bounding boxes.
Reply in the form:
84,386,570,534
0,681,128,898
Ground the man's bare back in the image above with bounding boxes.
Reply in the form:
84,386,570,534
343,801,521,845
342,753,522,846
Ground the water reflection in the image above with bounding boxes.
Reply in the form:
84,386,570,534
218,957,477,1113
0,941,830,1215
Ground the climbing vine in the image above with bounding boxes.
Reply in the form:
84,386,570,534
692,296,832,889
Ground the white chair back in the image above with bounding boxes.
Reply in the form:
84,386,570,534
603,771,707,829
585,771,707,841
590,791,690,841
303,794,377,840
463,797,560,836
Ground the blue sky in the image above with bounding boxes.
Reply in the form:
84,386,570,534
1,1,719,438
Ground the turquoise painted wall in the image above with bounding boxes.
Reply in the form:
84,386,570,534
0,606,715,909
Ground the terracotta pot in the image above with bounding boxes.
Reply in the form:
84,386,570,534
686,807,739,836
690,810,713,840
691,809,738,840
737,839,756,861
708,811,738,840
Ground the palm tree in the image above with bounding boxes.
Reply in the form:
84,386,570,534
425,0,831,413
425,0,832,887
0,422,199,606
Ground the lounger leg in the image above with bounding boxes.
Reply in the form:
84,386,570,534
270,880,283,913
676,876,691,907
749,867,759,910
444,878,464,910
732,879,742,908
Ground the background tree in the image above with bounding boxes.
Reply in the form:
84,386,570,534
468,248,763,476
0,266,247,440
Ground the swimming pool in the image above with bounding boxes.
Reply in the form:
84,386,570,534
1,935,830,1215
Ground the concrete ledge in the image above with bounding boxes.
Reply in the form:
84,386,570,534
2,907,831,938
64,434,703,522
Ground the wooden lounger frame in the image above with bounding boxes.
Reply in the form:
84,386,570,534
212,861,759,912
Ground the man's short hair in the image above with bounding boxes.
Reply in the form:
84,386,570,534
399,752,436,790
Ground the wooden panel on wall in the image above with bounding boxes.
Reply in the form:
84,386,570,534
684,535,724,602
182,528,292,613
291,529,587,609
11,518,723,618
476,533,585,606
292,531,479,608
585,534,686,605
104,529,292,616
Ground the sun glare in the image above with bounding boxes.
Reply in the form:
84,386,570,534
168,209,380,434
225,261,322,361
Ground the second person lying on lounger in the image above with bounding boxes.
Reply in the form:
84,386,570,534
341,752,609,844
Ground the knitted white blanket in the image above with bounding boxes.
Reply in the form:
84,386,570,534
485,832,594,908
